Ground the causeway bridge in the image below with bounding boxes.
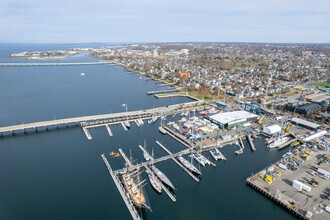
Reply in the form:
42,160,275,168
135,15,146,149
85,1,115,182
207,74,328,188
0,101,202,136
0,61,112,67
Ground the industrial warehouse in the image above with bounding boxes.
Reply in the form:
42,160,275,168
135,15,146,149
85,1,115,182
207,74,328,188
208,110,259,129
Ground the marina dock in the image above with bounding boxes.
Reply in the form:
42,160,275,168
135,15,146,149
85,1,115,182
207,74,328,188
247,134,256,151
137,145,177,202
155,141,199,182
118,148,132,166
105,124,113,137
121,122,128,131
101,154,142,220
82,127,92,140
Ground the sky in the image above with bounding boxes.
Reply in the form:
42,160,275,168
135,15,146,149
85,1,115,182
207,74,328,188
0,0,329,43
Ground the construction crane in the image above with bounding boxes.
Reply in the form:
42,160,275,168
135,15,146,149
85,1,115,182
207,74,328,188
258,115,265,124
285,90,304,132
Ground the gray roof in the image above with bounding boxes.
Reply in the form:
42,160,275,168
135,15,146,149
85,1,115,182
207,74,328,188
291,117,322,129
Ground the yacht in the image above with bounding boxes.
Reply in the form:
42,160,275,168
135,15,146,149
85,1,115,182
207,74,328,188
148,172,162,193
177,156,201,175
151,166,175,189
209,148,222,160
191,153,209,166
268,137,289,148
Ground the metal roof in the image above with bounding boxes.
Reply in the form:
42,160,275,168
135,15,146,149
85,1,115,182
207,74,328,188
209,111,258,125
292,117,322,129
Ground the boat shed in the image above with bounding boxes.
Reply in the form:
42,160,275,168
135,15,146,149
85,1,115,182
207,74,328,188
208,111,258,129
263,125,281,135
291,117,322,130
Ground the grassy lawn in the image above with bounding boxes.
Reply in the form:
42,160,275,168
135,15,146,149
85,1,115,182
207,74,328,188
309,82,330,88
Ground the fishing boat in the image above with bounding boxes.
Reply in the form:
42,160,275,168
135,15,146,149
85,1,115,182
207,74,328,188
148,172,162,193
122,170,148,208
151,166,175,189
177,156,201,175
268,137,289,148
209,148,222,160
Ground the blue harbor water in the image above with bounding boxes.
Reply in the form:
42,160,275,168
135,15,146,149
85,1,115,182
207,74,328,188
0,44,295,219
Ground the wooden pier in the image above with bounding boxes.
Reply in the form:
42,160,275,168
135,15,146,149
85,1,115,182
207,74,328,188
247,134,256,151
101,154,142,220
155,141,199,182
137,145,177,202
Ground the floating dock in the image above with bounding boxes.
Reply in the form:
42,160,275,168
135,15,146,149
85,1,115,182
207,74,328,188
121,122,128,131
82,127,92,140
105,124,113,137
247,134,256,151
137,145,176,202
155,141,199,182
101,154,142,220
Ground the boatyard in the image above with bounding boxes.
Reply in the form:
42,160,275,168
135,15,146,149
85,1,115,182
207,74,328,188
98,99,329,219
247,143,329,220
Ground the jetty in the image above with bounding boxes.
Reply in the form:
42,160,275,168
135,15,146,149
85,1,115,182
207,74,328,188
101,154,142,220
147,89,177,95
247,134,256,151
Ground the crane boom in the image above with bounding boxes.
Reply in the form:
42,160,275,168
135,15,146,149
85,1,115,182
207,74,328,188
286,90,303,132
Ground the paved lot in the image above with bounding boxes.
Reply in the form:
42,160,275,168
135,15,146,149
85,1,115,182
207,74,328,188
249,150,330,220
